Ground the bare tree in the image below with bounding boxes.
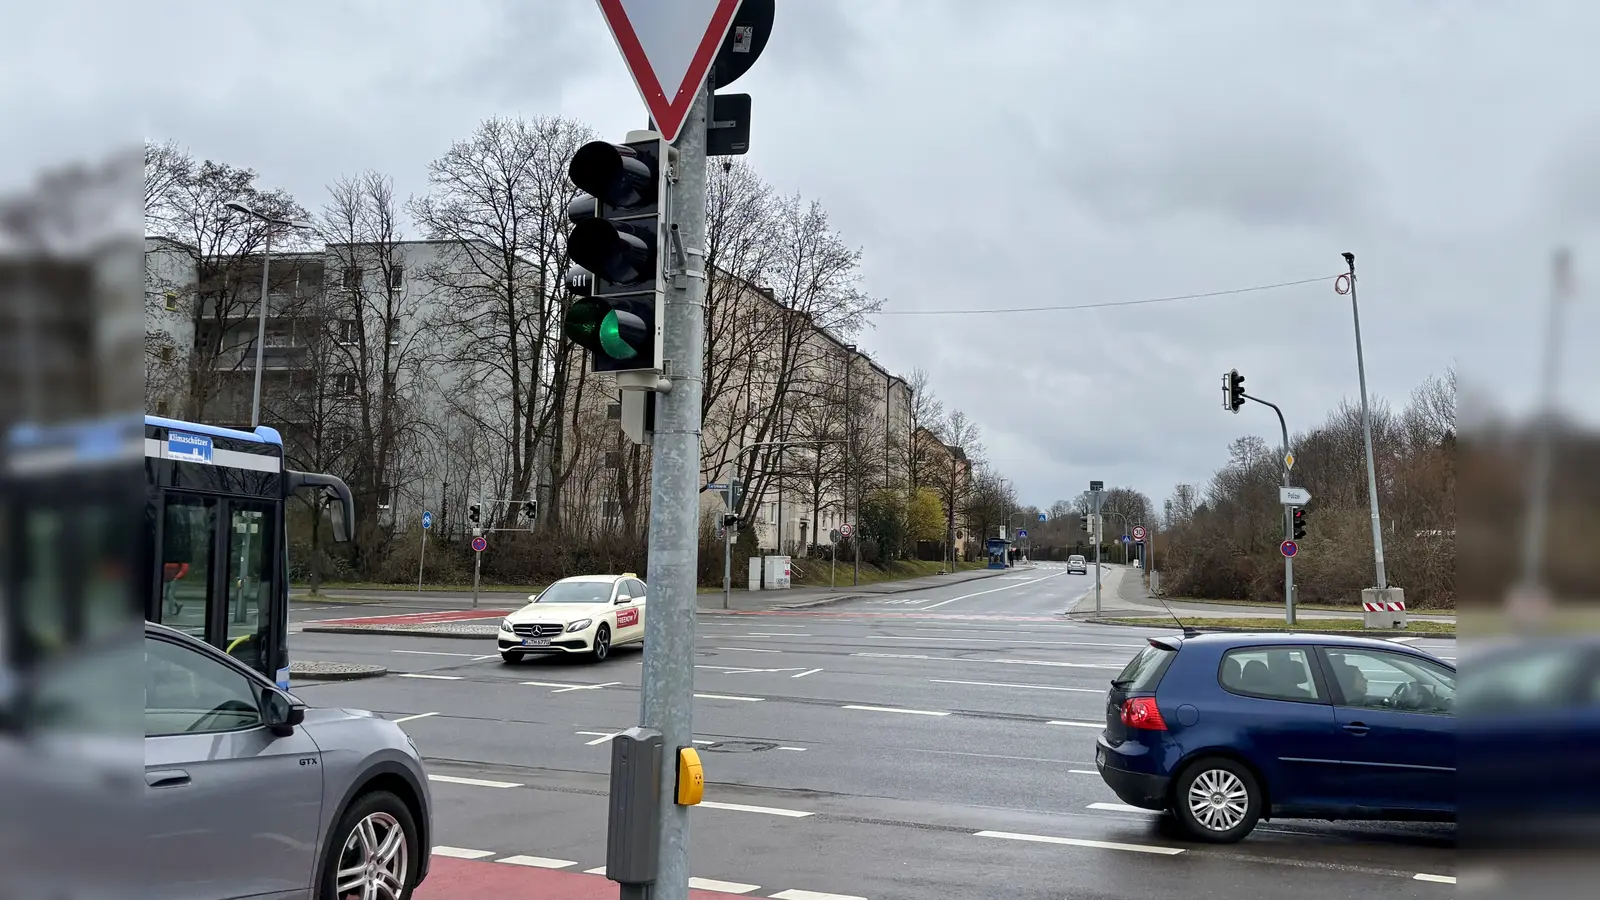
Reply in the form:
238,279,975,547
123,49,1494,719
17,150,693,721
929,409,983,565
408,115,596,530
902,367,945,491
143,140,192,225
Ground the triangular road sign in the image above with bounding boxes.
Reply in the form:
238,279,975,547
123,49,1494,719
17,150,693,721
595,0,744,143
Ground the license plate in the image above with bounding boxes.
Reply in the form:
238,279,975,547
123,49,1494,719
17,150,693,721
1096,746,1106,769
521,637,550,647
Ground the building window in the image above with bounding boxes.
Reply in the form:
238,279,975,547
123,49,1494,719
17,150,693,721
163,291,179,312
388,267,404,290
155,400,170,416
376,484,393,510
159,345,174,362
342,267,363,290
339,319,359,345
337,374,357,396
388,315,400,347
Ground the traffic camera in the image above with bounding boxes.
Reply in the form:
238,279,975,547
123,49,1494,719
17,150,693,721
1293,507,1307,540
564,135,665,374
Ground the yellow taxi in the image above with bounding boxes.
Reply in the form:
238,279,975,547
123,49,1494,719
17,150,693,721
496,574,647,663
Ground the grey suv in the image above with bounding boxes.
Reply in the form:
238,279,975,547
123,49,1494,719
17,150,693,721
144,621,431,899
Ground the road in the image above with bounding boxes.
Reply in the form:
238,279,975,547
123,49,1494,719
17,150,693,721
289,562,1457,900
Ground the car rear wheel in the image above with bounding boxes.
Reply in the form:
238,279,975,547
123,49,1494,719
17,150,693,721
319,789,419,900
500,651,522,664
590,624,611,662
1172,757,1262,843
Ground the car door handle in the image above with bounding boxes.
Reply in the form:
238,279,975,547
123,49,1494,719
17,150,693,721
146,768,191,788
1342,723,1370,736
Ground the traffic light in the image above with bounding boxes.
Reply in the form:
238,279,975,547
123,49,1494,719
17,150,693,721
468,504,480,525
564,135,665,374
1293,507,1307,540
1079,515,1091,533
1223,369,1246,413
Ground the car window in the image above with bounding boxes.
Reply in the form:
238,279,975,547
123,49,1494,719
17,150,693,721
145,636,263,736
1112,643,1176,692
534,581,615,604
1220,647,1322,702
1324,648,1455,715
629,579,648,601
1458,644,1588,714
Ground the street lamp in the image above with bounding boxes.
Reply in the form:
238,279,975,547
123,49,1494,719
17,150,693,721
223,199,315,427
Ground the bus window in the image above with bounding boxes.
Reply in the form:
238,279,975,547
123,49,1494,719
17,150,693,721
160,495,214,641
224,501,275,671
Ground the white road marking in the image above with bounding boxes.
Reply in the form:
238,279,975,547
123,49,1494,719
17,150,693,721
578,730,625,745
497,855,576,869
1049,720,1104,729
1414,874,1456,884
584,866,608,875
432,846,495,859
920,569,1075,610
872,636,1137,648
715,646,783,653
777,746,807,751
1089,802,1156,814
699,800,813,818
392,712,440,724
746,632,811,637
910,748,1083,764
855,652,1121,670
842,704,950,716
769,890,868,900
1069,769,1098,775
688,877,761,893
975,830,1185,855
428,774,522,789
471,654,499,661
519,680,620,693
398,673,462,680
695,693,765,702
932,679,1102,693
392,649,478,657
792,668,823,678
1389,637,1422,644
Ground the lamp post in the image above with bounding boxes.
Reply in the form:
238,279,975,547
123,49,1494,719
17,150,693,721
223,200,314,427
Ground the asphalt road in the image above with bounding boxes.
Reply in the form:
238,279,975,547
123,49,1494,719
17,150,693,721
290,562,1458,900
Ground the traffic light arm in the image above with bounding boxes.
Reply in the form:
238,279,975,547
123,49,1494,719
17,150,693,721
1240,391,1292,482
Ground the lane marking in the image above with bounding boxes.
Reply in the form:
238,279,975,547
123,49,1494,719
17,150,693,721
792,668,823,678
579,731,625,745
932,679,1102,693
910,748,1086,764
975,830,1185,856
521,680,622,693
472,654,500,661
398,673,462,680
855,652,1121,670
428,774,522,789
769,891,868,900
392,649,478,657
777,746,807,751
1389,637,1422,644
699,800,813,818
584,866,608,875
746,632,811,637
689,877,761,893
1048,720,1103,729
1089,802,1157,814
432,846,495,859
715,647,783,653
1414,874,1455,884
842,704,950,716
921,569,1075,610
695,693,765,702
392,712,440,724
1068,769,1098,775
497,855,576,869
872,636,1138,648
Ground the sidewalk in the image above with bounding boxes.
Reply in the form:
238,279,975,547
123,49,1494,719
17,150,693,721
696,565,1017,612
1083,564,1457,624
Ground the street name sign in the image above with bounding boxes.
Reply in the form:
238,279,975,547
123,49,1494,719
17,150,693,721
595,0,744,143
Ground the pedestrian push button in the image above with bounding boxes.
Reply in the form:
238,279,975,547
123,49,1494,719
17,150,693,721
676,747,704,805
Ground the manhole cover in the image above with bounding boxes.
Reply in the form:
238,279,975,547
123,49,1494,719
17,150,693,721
699,740,777,753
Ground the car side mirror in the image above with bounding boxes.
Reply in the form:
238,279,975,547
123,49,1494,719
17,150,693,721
615,595,631,604
261,689,306,737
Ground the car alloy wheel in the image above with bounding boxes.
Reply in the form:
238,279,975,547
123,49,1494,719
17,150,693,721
334,810,409,899
591,625,610,662
1173,757,1262,843
1187,769,1249,832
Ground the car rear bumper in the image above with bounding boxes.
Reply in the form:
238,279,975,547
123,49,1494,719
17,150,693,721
1095,735,1170,810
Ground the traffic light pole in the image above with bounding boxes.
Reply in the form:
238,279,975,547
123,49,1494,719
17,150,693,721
635,82,710,900
1242,392,1295,624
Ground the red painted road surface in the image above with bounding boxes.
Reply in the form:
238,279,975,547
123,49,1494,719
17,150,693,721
309,609,512,627
415,858,750,900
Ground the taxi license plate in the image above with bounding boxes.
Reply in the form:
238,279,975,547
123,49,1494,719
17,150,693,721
521,637,550,647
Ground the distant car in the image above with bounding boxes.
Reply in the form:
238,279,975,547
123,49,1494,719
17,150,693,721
1095,632,1455,843
143,621,432,899
498,574,648,663
1067,555,1088,575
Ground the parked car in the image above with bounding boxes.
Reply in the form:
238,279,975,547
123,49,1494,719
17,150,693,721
144,621,432,899
1095,632,1454,843
498,574,648,663
1067,555,1088,575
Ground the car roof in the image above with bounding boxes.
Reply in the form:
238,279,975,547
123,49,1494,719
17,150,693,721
1158,630,1449,655
554,574,636,584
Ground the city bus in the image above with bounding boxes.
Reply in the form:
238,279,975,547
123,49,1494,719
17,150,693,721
1,414,354,693
142,415,353,687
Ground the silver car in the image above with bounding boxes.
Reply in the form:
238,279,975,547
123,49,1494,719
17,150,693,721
144,621,432,899
1067,555,1088,575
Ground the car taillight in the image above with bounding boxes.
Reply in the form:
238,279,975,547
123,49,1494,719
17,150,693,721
1120,696,1167,730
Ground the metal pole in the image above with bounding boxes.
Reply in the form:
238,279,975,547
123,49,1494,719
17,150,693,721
1243,392,1295,625
722,522,731,610
1091,490,1104,613
1519,248,1570,588
1343,253,1388,590
250,227,272,427
637,82,710,900
417,524,426,592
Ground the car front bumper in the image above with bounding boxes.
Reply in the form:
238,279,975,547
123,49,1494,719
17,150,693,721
497,627,594,654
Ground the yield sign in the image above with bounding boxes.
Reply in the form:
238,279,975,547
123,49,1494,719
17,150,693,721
595,0,744,143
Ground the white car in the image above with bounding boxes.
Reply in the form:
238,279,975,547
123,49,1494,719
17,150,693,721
497,574,647,663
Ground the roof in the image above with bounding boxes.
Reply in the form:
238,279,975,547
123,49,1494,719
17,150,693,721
145,414,283,447
555,574,635,583
1157,630,1453,657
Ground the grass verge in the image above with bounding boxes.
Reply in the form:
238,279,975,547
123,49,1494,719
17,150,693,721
1101,616,1457,635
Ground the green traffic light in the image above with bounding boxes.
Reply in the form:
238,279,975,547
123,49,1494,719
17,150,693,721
599,311,638,360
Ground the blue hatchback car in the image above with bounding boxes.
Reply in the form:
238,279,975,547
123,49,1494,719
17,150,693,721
1095,632,1455,843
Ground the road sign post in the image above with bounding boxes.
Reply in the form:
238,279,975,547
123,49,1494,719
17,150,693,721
470,534,487,608
1088,482,1104,614
418,511,433,592
1226,378,1298,625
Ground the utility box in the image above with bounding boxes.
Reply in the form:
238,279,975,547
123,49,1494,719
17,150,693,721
604,726,663,884
748,557,762,591
763,555,791,590
1361,587,1408,629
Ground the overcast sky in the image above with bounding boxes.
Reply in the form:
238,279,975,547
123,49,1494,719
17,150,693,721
8,0,1597,510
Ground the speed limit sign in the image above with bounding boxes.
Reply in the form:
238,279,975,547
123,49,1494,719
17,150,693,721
1132,525,1147,542
840,523,854,538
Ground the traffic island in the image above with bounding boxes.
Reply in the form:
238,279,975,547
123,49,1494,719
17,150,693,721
290,660,390,680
